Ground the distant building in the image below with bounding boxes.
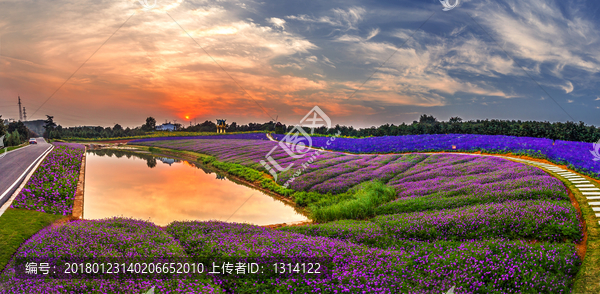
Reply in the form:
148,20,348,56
156,123,176,131
158,157,179,165
216,119,227,133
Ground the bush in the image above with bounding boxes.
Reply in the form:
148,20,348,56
310,181,397,222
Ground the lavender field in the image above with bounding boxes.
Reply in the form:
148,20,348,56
0,218,581,293
271,133,600,179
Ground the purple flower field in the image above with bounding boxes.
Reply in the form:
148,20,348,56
373,200,581,242
133,140,568,202
0,218,222,293
272,133,600,178
165,221,579,293
12,136,575,292
10,143,85,215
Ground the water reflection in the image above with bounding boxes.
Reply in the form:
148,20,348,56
84,149,307,226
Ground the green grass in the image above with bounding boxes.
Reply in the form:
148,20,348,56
0,208,65,272
309,181,397,222
0,143,28,155
64,131,267,142
557,175,600,294
132,145,400,221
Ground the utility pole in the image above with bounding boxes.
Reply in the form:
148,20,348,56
18,96,23,121
23,107,27,121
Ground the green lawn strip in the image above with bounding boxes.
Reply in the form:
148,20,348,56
0,208,66,272
0,143,28,155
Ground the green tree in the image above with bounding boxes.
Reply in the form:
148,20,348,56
143,117,156,131
43,115,57,138
419,114,438,124
0,115,5,138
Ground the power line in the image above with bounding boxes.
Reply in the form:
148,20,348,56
30,12,137,119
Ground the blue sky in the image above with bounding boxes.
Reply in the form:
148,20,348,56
0,0,599,128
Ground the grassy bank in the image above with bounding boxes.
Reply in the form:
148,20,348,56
62,131,266,142
565,176,600,293
0,143,28,155
134,144,382,222
0,208,66,272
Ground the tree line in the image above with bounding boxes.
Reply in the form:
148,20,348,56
306,115,600,143
0,115,35,147
38,114,600,143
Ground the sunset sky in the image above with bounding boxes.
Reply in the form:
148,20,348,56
1,0,600,128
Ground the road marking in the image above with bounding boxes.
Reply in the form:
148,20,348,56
0,145,54,217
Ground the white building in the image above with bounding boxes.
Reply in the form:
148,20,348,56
156,123,176,131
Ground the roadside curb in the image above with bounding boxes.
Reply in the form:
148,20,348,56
71,146,87,219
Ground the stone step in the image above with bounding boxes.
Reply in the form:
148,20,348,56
583,192,600,195
579,188,600,191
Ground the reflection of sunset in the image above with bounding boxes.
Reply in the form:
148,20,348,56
83,153,307,226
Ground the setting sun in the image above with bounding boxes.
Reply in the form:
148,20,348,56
185,116,190,120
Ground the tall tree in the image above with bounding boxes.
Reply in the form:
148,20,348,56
143,117,156,131
43,115,57,138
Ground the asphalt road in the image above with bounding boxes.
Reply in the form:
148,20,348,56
0,138,53,208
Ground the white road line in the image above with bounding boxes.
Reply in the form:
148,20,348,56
0,145,54,217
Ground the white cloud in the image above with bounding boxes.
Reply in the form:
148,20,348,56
366,28,380,40
473,0,600,75
559,81,574,93
567,99,574,103
286,6,366,31
321,56,336,68
267,17,286,29
595,97,600,101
